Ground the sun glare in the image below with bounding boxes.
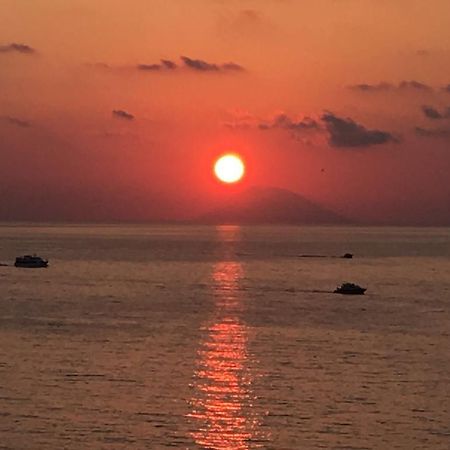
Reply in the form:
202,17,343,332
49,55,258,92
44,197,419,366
214,154,245,184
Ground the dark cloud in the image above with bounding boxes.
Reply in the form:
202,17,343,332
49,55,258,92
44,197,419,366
2,116,31,127
321,112,397,148
415,126,450,138
112,110,134,120
91,57,242,74
97,60,175,72
421,105,450,120
422,106,443,119
349,80,433,93
181,56,220,71
181,56,245,72
161,59,177,70
0,43,36,54
226,110,398,148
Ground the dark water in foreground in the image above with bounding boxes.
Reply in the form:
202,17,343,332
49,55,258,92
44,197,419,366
0,224,449,449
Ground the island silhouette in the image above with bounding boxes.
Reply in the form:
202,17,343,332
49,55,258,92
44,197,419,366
196,186,348,225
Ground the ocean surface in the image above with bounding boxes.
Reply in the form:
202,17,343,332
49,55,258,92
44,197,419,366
0,224,449,450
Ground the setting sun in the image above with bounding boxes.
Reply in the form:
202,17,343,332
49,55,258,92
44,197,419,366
214,154,245,184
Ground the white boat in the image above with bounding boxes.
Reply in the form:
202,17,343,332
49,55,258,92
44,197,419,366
14,255,48,268
334,282,366,295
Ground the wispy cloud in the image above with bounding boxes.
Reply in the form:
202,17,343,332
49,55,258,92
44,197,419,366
1,116,31,127
415,126,450,139
137,63,161,71
85,62,111,70
0,43,36,54
258,113,319,131
112,110,134,120
349,80,433,93
398,80,432,91
221,62,245,71
348,82,393,92
416,49,431,57
224,111,318,134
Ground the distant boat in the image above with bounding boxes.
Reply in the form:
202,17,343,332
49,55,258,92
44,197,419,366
341,253,353,259
334,282,366,295
14,255,48,268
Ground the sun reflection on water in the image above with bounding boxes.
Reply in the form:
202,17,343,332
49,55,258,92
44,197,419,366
188,226,267,449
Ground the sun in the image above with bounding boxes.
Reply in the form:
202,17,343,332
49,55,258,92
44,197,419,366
214,154,245,184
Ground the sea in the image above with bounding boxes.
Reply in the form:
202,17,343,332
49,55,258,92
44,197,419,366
0,224,449,450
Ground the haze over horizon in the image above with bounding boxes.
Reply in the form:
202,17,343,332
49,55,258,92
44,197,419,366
1,0,450,225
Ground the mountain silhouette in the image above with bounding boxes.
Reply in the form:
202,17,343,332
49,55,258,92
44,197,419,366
196,186,348,224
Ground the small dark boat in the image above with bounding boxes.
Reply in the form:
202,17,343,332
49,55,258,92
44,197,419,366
341,253,353,259
334,282,366,295
14,255,48,268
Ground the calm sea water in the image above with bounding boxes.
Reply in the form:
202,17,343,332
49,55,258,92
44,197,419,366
0,224,449,449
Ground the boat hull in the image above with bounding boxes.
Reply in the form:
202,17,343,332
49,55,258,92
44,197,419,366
14,262,48,268
334,288,366,295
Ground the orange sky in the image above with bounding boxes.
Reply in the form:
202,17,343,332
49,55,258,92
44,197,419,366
1,0,450,224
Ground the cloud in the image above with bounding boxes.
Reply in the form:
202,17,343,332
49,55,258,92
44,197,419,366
181,56,245,72
112,110,134,120
443,84,450,93
0,43,36,54
1,116,31,127
415,126,450,138
224,111,318,133
349,80,433,93
399,80,432,91
422,106,443,119
161,59,177,70
91,57,243,74
137,59,178,72
421,105,450,120
259,113,319,131
223,110,258,129
137,63,161,71
349,82,393,92
321,112,397,148
225,110,400,148
181,56,220,71
221,62,245,71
